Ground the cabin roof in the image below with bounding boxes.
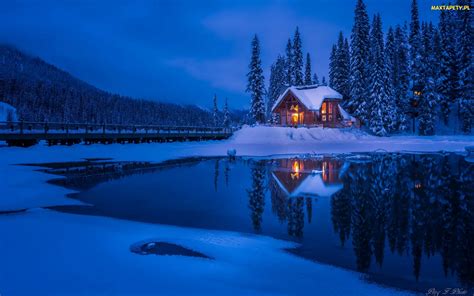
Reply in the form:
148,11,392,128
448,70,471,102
291,174,343,197
271,85,343,112
272,172,343,198
337,104,356,121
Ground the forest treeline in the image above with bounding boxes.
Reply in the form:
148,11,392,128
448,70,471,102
0,45,244,126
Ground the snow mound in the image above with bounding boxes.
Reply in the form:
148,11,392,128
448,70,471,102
229,125,372,144
0,101,17,121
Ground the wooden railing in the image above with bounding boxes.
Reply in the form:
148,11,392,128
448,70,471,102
0,121,232,134
0,121,234,147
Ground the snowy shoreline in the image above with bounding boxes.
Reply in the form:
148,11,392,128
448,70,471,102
1,126,473,212
1,127,473,295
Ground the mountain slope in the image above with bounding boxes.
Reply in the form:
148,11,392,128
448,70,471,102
0,45,228,126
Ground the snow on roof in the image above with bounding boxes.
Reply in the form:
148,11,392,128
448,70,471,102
290,174,343,198
272,85,343,112
338,105,356,122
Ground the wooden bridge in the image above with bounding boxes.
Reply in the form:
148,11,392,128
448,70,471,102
0,121,233,147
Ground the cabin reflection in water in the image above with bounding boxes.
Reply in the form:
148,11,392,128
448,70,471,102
263,158,347,238
270,158,345,198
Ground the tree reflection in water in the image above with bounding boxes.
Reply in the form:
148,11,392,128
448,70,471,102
255,153,474,286
247,161,266,232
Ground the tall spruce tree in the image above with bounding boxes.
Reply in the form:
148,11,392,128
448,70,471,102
313,73,320,85
457,0,473,133
418,22,438,135
330,32,351,101
304,53,312,85
213,94,219,126
223,98,230,128
293,27,304,86
329,44,337,88
409,0,423,101
246,35,266,124
322,76,327,86
368,14,391,136
394,24,410,131
438,10,460,125
349,0,370,122
384,26,398,132
341,37,351,100
267,55,286,120
285,38,294,86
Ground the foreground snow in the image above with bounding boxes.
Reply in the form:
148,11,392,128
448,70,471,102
0,209,413,295
0,126,472,295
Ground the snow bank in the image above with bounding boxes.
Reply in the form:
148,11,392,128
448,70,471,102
229,125,372,144
0,209,414,295
0,101,17,121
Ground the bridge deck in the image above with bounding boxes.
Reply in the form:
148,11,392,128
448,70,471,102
0,121,233,147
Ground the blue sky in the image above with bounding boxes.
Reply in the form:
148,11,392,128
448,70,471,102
0,0,438,109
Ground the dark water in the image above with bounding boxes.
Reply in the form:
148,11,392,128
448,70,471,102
55,153,474,293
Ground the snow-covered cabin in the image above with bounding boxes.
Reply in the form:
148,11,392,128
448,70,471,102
271,85,356,127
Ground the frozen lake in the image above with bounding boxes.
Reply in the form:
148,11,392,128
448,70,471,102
52,152,474,293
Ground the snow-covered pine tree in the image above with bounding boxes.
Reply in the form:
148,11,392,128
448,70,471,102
267,55,286,120
213,94,219,126
223,97,230,128
341,37,351,101
329,44,337,88
418,22,438,135
304,53,312,85
285,39,294,86
457,0,473,133
321,76,327,86
331,32,351,101
368,14,391,136
409,0,423,104
292,27,304,86
438,10,460,125
384,26,398,132
349,0,370,122
430,23,442,107
394,24,410,131
246,35,266,124
313,73,320,85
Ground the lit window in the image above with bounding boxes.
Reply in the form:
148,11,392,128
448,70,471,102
321,103,327,114
291,160,301,179
414,91,422,96
322,115,326,121
292,113,299,124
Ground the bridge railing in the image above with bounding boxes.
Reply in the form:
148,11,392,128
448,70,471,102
0,121,233,135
